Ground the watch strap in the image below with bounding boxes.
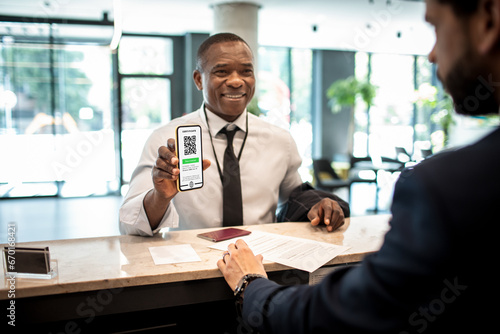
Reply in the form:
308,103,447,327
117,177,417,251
234,274,267,316
234,274,267,297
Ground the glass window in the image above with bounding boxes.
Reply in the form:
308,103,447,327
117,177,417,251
121,78,171,183
118,35,175,189
55,44,115,197
0,41,55,196
290,49,313,181
118,36,173,75
257,47,291,128
352,52,497,163
353,52,370,157
413,55,435,156
290,49,313,123
369,53,415,158
0,24,116,198
257,46,313,182
0,43,52,134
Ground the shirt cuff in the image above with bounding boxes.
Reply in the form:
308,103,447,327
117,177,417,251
119,190,179,236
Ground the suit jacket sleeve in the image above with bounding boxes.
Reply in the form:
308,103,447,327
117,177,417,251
242,168,456,333
276,182,350,222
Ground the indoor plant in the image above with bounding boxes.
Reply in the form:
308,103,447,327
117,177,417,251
326,76,377,154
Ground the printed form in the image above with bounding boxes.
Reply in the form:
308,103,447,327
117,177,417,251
210,231,350,273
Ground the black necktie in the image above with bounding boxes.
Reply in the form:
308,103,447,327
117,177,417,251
220,127,243,226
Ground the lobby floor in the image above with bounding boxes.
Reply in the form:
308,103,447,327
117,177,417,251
0,182,394,243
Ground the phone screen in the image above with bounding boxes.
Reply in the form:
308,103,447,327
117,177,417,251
175,125,204,191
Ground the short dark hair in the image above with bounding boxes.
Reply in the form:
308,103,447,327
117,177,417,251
195,32,252,72
437,0,479,16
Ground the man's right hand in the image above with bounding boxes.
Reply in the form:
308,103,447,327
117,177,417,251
151,138,182,200
144,138,211,230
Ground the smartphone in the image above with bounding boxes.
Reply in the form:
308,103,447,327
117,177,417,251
175,125,204,191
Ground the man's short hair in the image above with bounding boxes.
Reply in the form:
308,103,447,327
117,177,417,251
437,0,479,16
195,32,252,72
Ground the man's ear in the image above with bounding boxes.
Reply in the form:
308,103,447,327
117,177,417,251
193,70,203,91
475,0,500,54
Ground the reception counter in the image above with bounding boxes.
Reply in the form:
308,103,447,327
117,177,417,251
1,214,391,332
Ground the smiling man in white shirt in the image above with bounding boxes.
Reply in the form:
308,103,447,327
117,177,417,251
119,33,349,236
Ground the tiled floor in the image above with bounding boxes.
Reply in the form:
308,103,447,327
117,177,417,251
0,180,395,244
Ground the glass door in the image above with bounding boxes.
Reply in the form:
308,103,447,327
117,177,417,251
0,22,117,197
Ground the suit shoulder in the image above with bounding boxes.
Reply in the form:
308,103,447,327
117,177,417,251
418,127,500,169
403,127,500,189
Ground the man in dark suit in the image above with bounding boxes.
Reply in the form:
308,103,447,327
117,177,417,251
217,0,500,332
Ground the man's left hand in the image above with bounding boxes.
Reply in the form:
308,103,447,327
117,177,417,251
217,239,267,291
308,198,345,232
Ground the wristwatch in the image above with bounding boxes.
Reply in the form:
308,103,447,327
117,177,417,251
234,274,267,315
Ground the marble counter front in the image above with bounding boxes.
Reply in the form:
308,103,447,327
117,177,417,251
1,214,391,300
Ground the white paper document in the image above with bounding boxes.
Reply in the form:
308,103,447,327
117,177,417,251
309,266,341,285
149,244,201,265
209,231,350,272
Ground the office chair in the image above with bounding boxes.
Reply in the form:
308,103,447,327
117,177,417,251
348,156,378,201
312,159,352,194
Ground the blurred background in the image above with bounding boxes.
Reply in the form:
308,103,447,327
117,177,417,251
0,0,498,242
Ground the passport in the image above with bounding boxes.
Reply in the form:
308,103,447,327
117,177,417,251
197,228,251,242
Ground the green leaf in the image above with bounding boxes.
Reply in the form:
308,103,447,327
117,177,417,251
326,76,377,113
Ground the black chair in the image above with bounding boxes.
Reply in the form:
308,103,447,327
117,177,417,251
312,159,351,194
348,156,378,196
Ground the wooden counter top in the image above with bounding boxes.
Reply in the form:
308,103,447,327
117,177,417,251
1,214,391,299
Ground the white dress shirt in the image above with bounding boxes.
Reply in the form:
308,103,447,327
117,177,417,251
119,105,303,236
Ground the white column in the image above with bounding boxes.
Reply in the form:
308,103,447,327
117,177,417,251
211,2,261,64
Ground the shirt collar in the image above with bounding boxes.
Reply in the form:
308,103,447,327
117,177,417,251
201,103,248,137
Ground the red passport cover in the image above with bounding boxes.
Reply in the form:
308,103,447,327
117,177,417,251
197,228,251,242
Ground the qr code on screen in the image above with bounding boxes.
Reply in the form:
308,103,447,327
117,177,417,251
184,135,197,155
